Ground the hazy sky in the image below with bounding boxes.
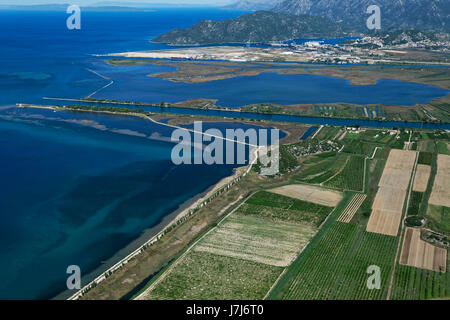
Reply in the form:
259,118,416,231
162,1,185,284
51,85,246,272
0,0,234,5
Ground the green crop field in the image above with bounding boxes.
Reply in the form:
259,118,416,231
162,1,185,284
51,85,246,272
144,190,324,300
418,151,433,165
245,190,295,209
342,139,376,157
237,203,329,226
293,154,348,184
407,191,424,217
268,222,398,300
146,251,283,300
427,204,450,233
324,155,365,191
437,141,450,155
314,151,338,159
417,140,435,152
295,157,336,179
239,191,332,226
391,263,449,300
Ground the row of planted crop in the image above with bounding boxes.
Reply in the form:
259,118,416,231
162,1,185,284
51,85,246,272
282,222,359,300
391,264,449,300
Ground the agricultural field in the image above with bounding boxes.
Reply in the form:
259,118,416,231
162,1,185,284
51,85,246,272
267,130,450,301
337,193,367,223
350,156,387,225
292,153,349,184
418,152,433,165
267,185,342,207
437,141,450,155
391,255,450,300
292,153,365,192
324,155,365,191
342,136,378,156
399,228,447,272
134,128,449,301
340,129,400,156
412,165,431,192
268,222,398,300
366,149,417,236
236,201,329,227
142,251,283,300
283,138,341,158
238,190,336,227
427,204,450,233
314,126,342,141
342,139,375,156
428,154,450,208
140,190,324,300
194,215,316,267
407,191,424,217
417,140,435,153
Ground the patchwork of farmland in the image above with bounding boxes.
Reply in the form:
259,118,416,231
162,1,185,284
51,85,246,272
141,191,326,300
268,222,398,300
342,137,377,157
135,128,449,301
391,259,450,300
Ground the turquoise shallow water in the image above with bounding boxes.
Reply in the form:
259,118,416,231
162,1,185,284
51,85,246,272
0,8,251,299
0,106,246,299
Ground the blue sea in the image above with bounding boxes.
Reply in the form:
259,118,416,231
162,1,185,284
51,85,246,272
0,8,251,300
0,8,448,300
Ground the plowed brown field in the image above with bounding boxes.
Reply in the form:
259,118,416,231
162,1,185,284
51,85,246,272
399,227,447,272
